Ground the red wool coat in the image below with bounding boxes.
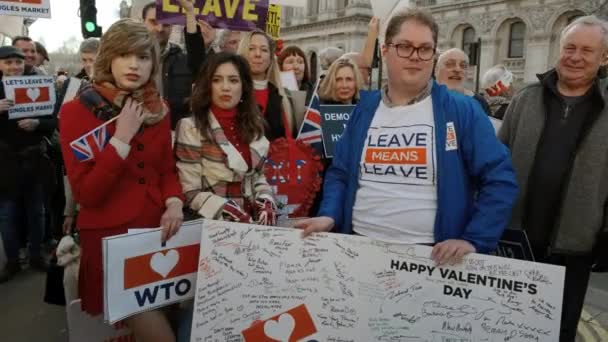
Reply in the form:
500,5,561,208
59,99,183,315
60,100,183,229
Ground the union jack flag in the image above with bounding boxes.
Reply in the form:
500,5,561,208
69,123,111,162
296,94,324,156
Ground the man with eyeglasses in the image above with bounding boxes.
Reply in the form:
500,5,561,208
296,8,518,266
436,48,490,114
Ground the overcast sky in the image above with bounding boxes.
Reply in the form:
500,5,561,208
29,0,123,53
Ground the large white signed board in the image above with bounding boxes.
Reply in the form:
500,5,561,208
191,221,565,342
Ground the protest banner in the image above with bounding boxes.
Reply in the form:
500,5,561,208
156,0,269,32
102,220,203,323
2,76,56,119
0,0,51,18
191,220,565,341
265,4,281,40
320,104,355,158
67,300,135,342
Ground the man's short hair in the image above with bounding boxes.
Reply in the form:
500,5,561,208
436,48,469,69
12,36,33,46
384,8,438,47
142,1,156,20
34,41,49,61
560,15,608,50
79,38,100,54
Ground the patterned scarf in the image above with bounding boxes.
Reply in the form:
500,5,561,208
77,81,167,126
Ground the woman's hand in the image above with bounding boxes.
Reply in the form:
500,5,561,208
221,200,252,223
63,216,75,235
255,198,276,226
17,119,40,132
160,201,184,242
198,19,216,50
0,99,13,112
114,98,146,144
177,0,195,13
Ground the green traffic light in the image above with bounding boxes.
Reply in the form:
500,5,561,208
85,21,96,32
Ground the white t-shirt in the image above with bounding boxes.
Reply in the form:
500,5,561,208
352,96,437,244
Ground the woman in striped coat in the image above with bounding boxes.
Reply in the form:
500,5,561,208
175,52,276,224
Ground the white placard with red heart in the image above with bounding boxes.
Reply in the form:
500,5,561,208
102,219,204,323
191,221,566,341
0,0,51,18
2,76,56,119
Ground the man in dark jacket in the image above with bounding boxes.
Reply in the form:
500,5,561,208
142,1,206,129
0,46,55,282
499,15,608,342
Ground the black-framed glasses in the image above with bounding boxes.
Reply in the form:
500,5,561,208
387,43,436,61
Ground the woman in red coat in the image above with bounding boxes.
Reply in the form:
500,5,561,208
59,19,183,341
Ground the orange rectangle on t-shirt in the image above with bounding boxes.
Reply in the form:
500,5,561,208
365,148,426,165
123,244,200,290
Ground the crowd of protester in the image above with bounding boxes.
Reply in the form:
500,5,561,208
0,1,607,341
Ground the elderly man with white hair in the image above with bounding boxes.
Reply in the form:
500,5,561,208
499,15,608,341
481,64,514,119
435,48,490,114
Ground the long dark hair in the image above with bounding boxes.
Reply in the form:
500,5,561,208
191,52,265,144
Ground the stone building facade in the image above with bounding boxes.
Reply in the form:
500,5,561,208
0,16,32,46
427,0,604,85
282,0,604,86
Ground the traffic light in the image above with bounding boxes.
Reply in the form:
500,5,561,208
80,0,102,38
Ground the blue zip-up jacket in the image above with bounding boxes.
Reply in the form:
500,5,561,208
317,82,518,253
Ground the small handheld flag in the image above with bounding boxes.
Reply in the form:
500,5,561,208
69,116,118,162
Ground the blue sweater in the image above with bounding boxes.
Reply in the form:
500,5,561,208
317,82,518,253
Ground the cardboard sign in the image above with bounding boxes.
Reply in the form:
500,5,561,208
156,0,269,32
279,71,298,91
0,0,51,18
491,228,535,261
2,76,56,119
320,104,355,158
265,4,280,39
67,300,134,342
102,220,203,323
191,220,565,341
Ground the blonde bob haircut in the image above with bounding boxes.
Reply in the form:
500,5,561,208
93,18,160,85
237,30,295,133
318,58,363,103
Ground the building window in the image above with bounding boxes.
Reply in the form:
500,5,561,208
462,27,476,62
508,21,526,58
308,0,319,15
337,0,348,9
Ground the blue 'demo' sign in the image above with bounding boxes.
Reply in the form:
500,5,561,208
320,104,355,158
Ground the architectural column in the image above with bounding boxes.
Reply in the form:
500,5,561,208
523,33,551,83
478,37,497,87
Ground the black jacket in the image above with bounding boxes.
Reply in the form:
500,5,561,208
0,71,56,197
264,83,296,141
165,28,207,129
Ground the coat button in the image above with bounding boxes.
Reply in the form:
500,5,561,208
138,162,144,169
137,144,144,151
139,178,146,184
